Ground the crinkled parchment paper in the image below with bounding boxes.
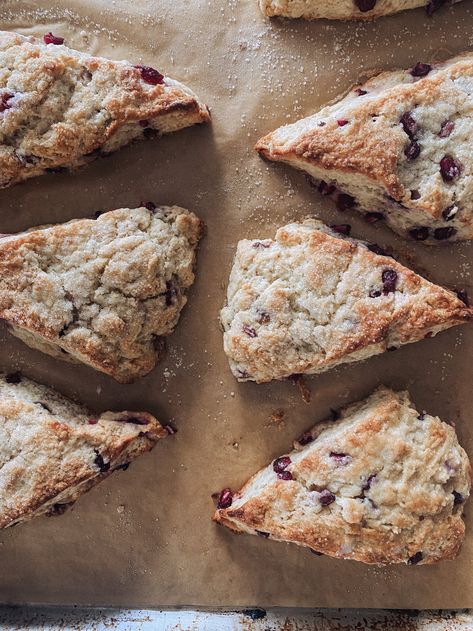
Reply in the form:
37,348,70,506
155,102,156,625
0,0,472,610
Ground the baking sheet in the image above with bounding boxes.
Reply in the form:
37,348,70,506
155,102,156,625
0,0,472,610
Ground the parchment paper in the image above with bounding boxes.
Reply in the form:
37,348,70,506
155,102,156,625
0,0,472,610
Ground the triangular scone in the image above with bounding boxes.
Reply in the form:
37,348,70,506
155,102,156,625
221,219,472,383
0,30,210,188
214,387,471,565
256,54,473,243
259,0,462,19
0,372,168,528
0,206,203,383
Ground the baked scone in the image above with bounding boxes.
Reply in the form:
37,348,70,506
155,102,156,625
221,219,472,383
0,205,203,383
0,30,210,188
0,371,168,528
259,0,463,20
256,54,473,243
214,386,471,565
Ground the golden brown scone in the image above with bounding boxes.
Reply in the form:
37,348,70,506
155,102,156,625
221,218,472,383
0,30,210,188
259,0,463,20
214,387,471,565
256,54,473,243
0,371,168,528
0,205,203,383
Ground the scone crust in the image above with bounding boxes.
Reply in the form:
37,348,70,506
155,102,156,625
0,206,203,383
0,373,167,528
256,53,473,242
261,0,422,19
221,219,472,383
259,0,462,19
214,387,471,565
0,31,210,188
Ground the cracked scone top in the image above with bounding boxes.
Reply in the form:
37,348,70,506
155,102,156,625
0,372,168,529
256,53,473,243
214,387,471,565
221,219,472,383
0,205,203,383
0,30,210,188
259,0,463,19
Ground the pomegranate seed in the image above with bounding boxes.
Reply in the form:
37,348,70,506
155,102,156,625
217,488,233,509
439,120,454,138
242,324,257,338
329,452,352,465
409,227,429,241
330,224,351,236
297,431,314,446
354,88,367,96
367,243,387,256
382,269,398,294
434,226,456,240
337,119,349,127
355,0,376,11
405,140,421,161
410,62,432,77
440,155,461,182
400,112,417,138
44,32,64,45
88,418,99,425
277,470,293,480
319,490,336,506
135,65,164,85
0,92,13,113
273,456,291,473
410,190,421,200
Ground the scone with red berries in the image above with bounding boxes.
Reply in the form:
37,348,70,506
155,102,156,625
259,0,463,20
0,205,203,383
221,219,472,383
214,387,471,565
0,371,168,528
0,30,209,188
257,54,473,243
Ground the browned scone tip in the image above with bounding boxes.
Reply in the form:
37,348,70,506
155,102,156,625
0,205,203,383
0,372,168,529
214,386,471,565
0,30,210,188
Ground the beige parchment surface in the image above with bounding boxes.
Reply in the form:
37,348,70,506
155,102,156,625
0,0,472,610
